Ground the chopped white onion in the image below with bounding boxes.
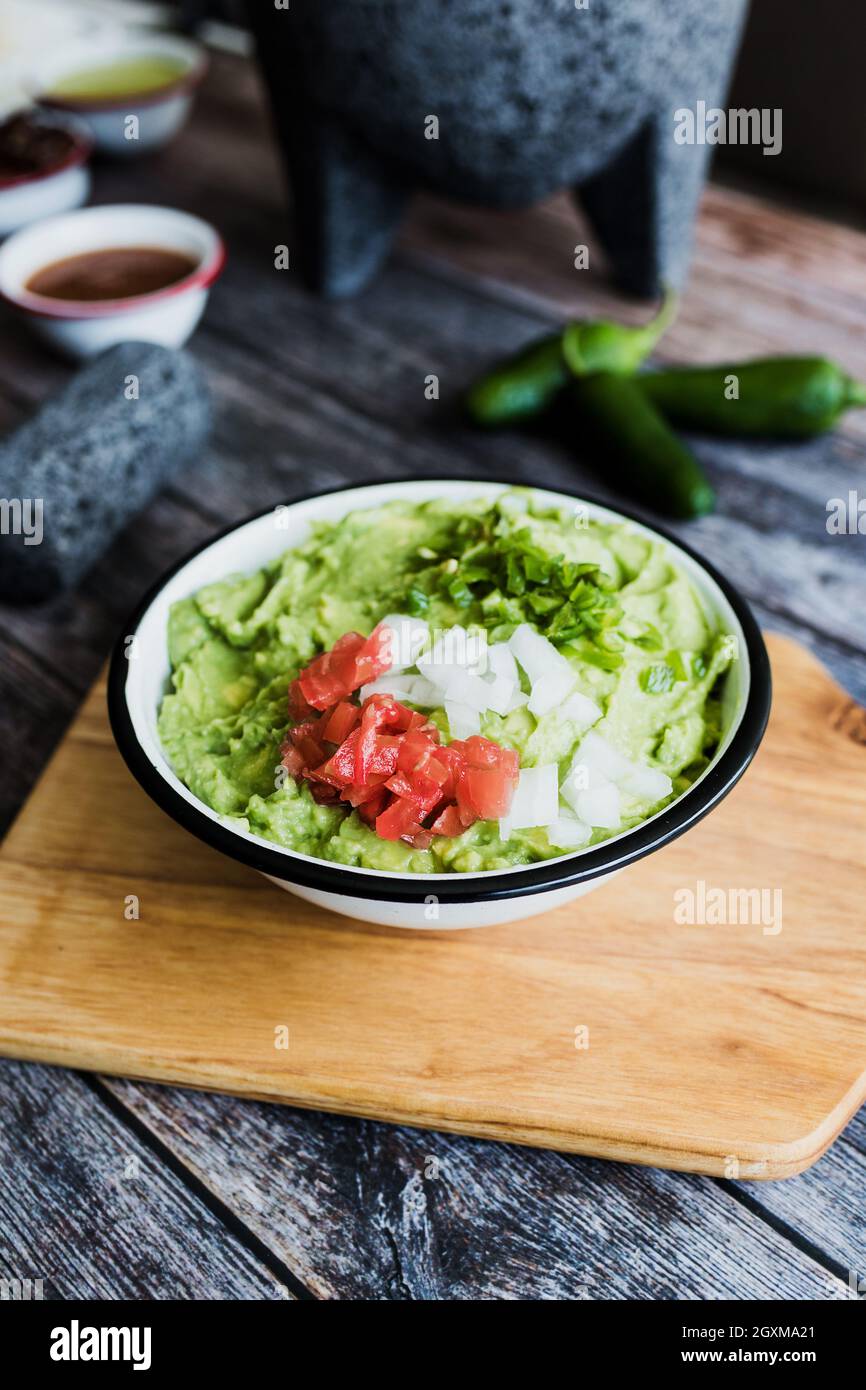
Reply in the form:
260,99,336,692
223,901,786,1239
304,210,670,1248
500,764,559,834
445,700,481,739
418,624,487,680
547,814,593,849
571,731,672,807
376,613,430,672
574,781,621,829
504,690,530,713
573,730,633,784
484,676,518,717
402,675,443,706
487,642,520,687
360,676,417,702
620,764,673,803
528,666,578,718
421,662,465,696
360,673,440,707
560,690,602,729
508,623,572,684
561,764,590,812
441,667,505,715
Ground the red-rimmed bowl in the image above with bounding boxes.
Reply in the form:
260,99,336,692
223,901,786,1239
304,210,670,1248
31,31,207,158
0,108,92,236
0,202,226,360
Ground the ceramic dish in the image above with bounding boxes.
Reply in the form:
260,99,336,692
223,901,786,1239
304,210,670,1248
108,479,772,929
0,109,92,236
0,202,225,359
31,31,206,157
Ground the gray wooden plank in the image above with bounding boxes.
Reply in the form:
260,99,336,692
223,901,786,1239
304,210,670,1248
0,490,216,691
0,489,220,837
0,1061,292,1299
728,1106,866,1291
101,1080,846,1301
0,636,81,840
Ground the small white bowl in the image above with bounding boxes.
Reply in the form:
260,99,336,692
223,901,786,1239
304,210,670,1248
0,202,225,360
30,31,206,158
108,480,772,931
0,110,92,237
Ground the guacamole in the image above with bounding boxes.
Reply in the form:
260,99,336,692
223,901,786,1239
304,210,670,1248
158,493,735,873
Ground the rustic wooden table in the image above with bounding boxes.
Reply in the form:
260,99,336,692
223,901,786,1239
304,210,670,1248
1,53,864,1301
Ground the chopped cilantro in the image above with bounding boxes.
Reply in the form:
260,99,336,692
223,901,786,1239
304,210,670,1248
406,586,430,617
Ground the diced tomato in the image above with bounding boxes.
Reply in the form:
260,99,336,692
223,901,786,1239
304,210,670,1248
314,727,361,786
308,780,340,805
298,628,392,710
279,741,306,778
384,772,417,803
459,765,517,820
396,727,437,776
350,625,392,687
287,718,319,745
285,719,327,769
385,772,445,821
296,632,359,709
376,796,426,843
321,700,360,744
357,787,389,824
368,735,402,777
326,630,367,689
428,743,463,801
355,695,402,783
300,735,328,767
288,678,314,721
340,774,391,807
451,735,519,776
429,803,465,837
285,628,521,846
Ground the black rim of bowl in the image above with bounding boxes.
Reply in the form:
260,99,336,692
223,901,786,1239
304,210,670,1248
108,477,773,905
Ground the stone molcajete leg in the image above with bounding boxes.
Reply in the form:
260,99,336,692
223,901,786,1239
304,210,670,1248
247,10,407,300
578,113,717,298
282,119,407,301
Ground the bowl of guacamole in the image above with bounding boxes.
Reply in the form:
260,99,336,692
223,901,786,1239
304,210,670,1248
108,480,771,928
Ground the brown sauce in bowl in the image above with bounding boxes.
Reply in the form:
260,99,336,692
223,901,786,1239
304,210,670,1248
26,246,199,301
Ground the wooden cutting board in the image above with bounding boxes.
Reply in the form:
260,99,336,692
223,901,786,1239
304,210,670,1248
0,633,864,1179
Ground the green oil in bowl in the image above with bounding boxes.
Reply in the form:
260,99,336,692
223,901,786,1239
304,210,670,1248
48,56,189,102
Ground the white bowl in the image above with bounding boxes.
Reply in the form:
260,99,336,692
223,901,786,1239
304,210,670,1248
0,202,225,360
108,480,771,930
30,31,206,158
0,111,92,237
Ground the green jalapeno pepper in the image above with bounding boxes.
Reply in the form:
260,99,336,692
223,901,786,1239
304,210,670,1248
638,357,866,438
465,290,677,426
570,372,715,520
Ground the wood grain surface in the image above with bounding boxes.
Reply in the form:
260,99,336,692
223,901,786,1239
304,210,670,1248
0,48,864,1299
0,634,863,1183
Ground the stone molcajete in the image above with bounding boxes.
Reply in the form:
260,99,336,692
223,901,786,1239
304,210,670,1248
247,0,747,299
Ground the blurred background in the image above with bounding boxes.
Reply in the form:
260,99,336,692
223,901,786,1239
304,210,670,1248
2,0,864,214
5,0,861,214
